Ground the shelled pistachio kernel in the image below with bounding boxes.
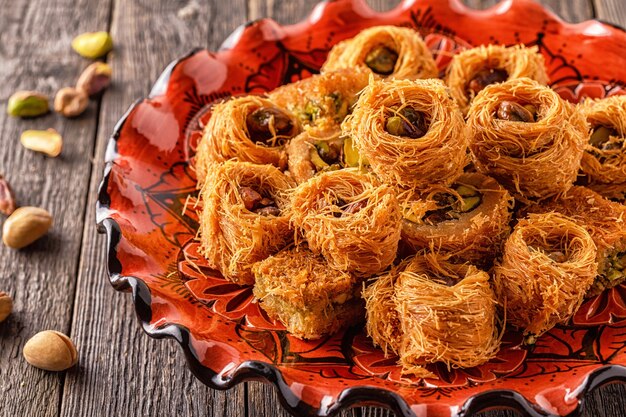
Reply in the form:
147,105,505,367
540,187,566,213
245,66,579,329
0,291,12,322
20,129,62,157
54,87,88,117
7,91,49,118
71,31,113,59
23,330,78,371
2,206,52,249
76,62,112,96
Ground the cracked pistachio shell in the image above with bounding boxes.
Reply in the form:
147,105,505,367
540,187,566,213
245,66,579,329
54,87,88,117
71,31,113,59
2,206,52,249
20,129,63,157
23,330,78,371
7,91,49,118
0,291,12,323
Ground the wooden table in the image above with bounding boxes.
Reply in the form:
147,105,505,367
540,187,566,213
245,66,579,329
1,1,625,416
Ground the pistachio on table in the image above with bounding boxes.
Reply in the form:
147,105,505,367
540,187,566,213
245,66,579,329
76,62,112,96
0,175,17,216
7,91,49,118
2,206,53,249
20,129,63,157
0,291,12,323
23,330,78,371
54,87,88,117
71,31,113,59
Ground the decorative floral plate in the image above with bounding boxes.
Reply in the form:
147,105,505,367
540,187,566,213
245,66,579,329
96,1,626,416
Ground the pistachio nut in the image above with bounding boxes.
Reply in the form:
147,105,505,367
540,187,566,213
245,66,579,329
76,62,112,96
0,291,12,323
54,87,88,117
2,206,52,249
7,91,49,118
0,175,17,216
23,330,78,371
71,31,113,59
20,129,63,157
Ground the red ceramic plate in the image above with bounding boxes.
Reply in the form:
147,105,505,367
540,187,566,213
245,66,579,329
96,1,626,416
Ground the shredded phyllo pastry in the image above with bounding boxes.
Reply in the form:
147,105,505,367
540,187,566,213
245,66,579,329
343,78,467,189
322,25,437,80
199,161,295,285
190,24,626,378
523,186,626,296
446,44,549,114
494,213,598,340
400,172,513,266
466,77,588,200
363,253,501,378
195,96,299,184
289,168,401,276
579,95,626,201
252,245,363,339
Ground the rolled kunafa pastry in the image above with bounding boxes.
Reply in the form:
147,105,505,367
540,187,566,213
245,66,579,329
199,161,295,285
290,169,401,276
401,172,513,265
466,78,588,200
343,78,467,189
268,68,369,129
579,96,626,197
494,213,598,341
286,126,366,184
322,25,438,80
363,253,500,378
195,96,299,183
446,44,548,114
252,245,363,339
524,186,626,296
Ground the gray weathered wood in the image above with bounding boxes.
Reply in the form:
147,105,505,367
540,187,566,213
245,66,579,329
58,1,247,417
0,0,111,416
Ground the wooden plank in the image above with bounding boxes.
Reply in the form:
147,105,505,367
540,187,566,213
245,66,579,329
595,0,626,28
58,1,247,417
0,0,111,416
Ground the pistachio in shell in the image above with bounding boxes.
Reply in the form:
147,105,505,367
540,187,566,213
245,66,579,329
76,62,112,96
2,206,52,249
23,330,78,371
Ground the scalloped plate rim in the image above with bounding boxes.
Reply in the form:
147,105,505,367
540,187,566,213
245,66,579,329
95,1,626,416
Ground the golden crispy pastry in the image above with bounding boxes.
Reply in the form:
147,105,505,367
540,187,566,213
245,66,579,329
322,25,437,80
400,173,513,265
268,68,369,129
252,245,363,339
579,96,626,198
343,78,467,189
524,186,626,296
289,168,401,276
195,96,299,183
363,253,500,378
199,161,295,285
493,213,598,340
466,78,588,200
446,44,548,114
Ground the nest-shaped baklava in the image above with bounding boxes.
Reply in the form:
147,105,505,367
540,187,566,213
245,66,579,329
579,96,626,198
493,213,598,340
286,126,365,184
446,44,548,114
290,168,401,276
268,68,370,129
322,25,438,80
252,245,363,339
363,253,500,378
524,186,626,296
400,172,513,265
343,78,467,189
195,96,299,183
199,161,295,285
466,78,588,200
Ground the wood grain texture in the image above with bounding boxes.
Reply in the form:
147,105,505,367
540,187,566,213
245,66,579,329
58,1,247,417
0,0,111,416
